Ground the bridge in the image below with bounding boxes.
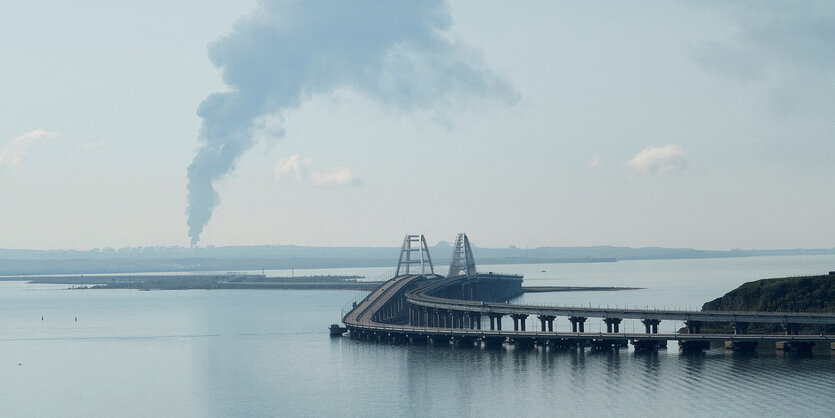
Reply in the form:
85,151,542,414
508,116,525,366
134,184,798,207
341,233,835,352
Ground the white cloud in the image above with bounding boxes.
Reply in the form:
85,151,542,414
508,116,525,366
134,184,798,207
275,154,359,187
0,129,58,167
627,145,687,173
311,167,360,187
275,154,311,181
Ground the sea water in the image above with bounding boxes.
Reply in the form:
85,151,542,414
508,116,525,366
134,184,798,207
1,255,834,417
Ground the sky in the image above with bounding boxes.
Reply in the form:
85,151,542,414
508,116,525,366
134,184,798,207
1,1,833,251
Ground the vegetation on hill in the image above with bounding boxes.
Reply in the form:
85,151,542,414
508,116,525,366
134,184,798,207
702,274,835,313
699,273,835,334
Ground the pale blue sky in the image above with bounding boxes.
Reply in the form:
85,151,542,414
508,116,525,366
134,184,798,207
1,1,833,250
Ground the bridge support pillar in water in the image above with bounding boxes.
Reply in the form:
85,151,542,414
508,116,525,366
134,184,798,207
685,320,702,334
408,334,428,345
604,318,623,333
591,338,628,349
725,341,758,351
732,322,749,335
641,319,661,334
632,339,667,350
469,313,482,330
546,338,574,348
452,335,479,347
782,323,800,335
511,314,528,331
776,341,815,352
511,337,535,349
538,315,555,332
483,336,505,348
678,340,711,352
430,334,451,345
489,313,504,331
569,316,587,332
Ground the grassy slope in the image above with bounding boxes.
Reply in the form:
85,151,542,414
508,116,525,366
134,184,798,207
700,274,835,333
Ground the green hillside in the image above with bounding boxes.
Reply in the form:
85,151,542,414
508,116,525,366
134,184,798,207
703,274,835,313
700,273,835,334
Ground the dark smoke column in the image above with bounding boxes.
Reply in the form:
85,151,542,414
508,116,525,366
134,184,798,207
187,91,259,246
185,0,515,245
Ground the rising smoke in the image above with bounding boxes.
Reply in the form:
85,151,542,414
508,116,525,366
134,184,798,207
187,0,515,245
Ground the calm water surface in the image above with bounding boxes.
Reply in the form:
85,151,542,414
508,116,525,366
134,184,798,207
2,255,835,417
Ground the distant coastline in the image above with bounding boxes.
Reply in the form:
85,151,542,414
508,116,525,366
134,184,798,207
0,244,832,276
2,273,643,293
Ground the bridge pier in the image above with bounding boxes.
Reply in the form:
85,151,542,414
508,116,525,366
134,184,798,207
450,334,478,347
408,334,428,345
569,316,587,332
733,322,749,335
725,340,758,351
489,313,503,331
538,315,555,332
510,337,535,349
782,323,800,335
546,338,574,348
678,340,711,352
604,317,623,333
430,334,451,345
776,341,815,352
469,313,482,330
591,338,628,350
641,319,661,334
483,336,505,348
631,339,667,350
511,314,529,331
685,320,702,334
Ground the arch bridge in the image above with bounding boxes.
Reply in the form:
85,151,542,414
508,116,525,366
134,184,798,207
342,234,835,352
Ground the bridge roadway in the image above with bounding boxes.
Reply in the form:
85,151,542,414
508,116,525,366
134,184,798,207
342,275,835,348
343,275,425,326
407,276,835,325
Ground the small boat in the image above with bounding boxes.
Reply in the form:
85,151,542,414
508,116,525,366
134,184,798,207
329,324,347,336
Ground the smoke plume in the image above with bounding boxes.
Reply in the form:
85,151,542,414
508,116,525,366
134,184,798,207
186,0,515,245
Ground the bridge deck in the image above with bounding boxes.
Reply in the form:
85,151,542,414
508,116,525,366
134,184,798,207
407,291,835,325
346,323,833,342
344,274,835,342
343,275,424,326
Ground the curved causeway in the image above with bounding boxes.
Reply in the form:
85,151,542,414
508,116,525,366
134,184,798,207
341,234,835,352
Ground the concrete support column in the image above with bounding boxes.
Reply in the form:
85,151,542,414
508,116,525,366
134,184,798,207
642,319,661,334
569,316,587,333
474,314,482,330
685,320,702,334
733,322,749,335
783,323,800,335
510,314,528,331
604,318,623,333
488,313,504,330
536,315,555,332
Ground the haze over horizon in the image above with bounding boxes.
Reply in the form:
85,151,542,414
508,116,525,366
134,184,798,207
2,1,834,251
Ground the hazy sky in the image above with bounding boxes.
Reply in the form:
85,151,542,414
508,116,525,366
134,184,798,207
2,1,833,251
